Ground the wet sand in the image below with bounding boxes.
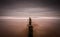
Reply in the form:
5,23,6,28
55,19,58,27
0,18,60,37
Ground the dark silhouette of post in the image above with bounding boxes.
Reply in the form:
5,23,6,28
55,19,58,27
28,17,33,37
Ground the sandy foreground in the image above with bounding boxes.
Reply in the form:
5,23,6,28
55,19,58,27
0,16,60,37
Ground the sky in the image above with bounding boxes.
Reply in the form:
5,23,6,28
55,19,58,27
0,0,60,17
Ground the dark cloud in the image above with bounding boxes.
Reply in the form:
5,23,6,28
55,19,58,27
0,0,60,17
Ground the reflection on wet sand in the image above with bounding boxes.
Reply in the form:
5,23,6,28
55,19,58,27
0,18,60,37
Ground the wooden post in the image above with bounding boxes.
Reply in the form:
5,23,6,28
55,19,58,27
28,17,33,37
